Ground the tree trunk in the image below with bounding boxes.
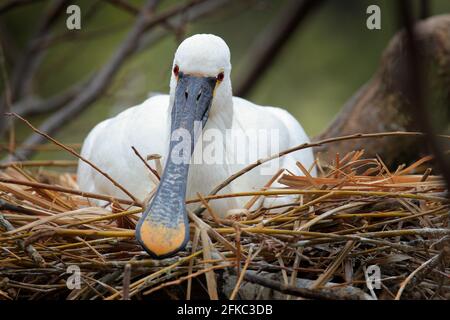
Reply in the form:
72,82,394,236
314,14,450,168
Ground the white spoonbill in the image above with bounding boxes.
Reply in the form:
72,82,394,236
77,34,315,258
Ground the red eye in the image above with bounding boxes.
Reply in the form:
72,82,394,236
173,65,179,76
217,72,224,82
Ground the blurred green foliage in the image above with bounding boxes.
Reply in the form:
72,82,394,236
1,0,449,160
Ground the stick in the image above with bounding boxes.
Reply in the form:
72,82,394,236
206,131,448,200
0,177,138,206
243,272,370,300
9,112,140,204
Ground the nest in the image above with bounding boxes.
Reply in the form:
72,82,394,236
0,149,449,300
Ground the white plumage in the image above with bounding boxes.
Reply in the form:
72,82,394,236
77,34,315,217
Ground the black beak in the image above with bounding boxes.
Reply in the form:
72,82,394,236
136,73,216,258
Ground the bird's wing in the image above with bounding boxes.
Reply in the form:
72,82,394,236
230,97,314,173
77,95,171,201
264,105,316,176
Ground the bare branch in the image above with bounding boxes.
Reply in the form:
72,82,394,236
136,0,230,53
9,112,141,205
0,20,19,65
243,271,371,300
397,1,450,197
10,0,160,160
11,0,231,160
13,79,89,116
234,0,325,97
103,0,140,16
419,0,431,20
315,15,450,171
9,0,70,100
0,0,45,15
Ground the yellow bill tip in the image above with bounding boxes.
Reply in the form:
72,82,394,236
136,220,187,258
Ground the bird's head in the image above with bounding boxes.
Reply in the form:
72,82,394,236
136,34,232,258
169,34,232,115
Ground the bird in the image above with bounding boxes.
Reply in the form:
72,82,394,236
77,34,315,259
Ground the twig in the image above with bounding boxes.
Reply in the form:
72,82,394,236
122,263,131,300
186,227,200,300
143,264,233,296
0,213,45,267
243,272,371,300
0,177,138,206
0,160,78,169
310,240,355,289
187,189,449,205
395,253,441,300
200,228,219,299
131,146,160,180
8,112,140,205
205,131,447,201
230,246,254,300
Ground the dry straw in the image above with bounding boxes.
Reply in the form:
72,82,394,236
0,129,449,300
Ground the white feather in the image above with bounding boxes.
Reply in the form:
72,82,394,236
77,34,315,216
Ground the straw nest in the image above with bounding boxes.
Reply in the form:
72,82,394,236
0,149,449,300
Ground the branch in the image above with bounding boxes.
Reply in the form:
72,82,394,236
11,0,160,160
103,0,140,16
136,0,230,53
0,19,19,65
397,1,450,198
419,0,431,20
315,14,450,172
14,0,224,114
206,131,438,199
9,112,141,205
1,0,70,139
12,79,89,116
9,0,70,100
234,0,324,97
0,0,44,15
12,0,231,160
243,271,371,300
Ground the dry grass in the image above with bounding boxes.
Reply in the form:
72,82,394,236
0,150,449,300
